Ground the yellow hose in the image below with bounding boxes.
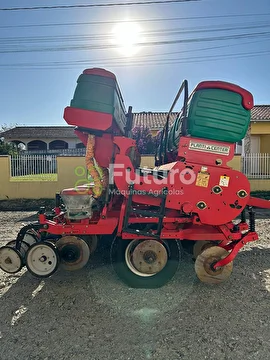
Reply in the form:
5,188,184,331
85,134,108,198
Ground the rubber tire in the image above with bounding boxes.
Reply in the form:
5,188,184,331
110,238,182,289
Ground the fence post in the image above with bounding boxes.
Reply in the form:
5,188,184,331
9,154,58,178
242,153,270,179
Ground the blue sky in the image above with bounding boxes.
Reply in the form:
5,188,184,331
0,0,270,126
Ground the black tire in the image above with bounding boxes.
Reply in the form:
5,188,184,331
110,237,182,289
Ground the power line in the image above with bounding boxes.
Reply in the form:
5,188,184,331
1,37,269,68
0,0,200,12
1,30,270,54
1,49,269,70
2,22,270,44
1,13,270,29
2,37,267,67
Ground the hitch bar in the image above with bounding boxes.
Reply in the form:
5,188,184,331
213,231,259,269
247,196,270,209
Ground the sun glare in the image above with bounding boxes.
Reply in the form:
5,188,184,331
111,22,143,57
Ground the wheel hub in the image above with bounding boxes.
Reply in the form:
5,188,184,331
55,236,90,271
5,257,12,264
128,240,168,275
143,250,157,264
204,256,223,276
39,255,47,262
60,244,81,263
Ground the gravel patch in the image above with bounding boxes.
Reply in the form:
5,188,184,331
0,211,270,360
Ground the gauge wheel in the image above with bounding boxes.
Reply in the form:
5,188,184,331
26,241,60,278
0,245,24,274
195,246,233,284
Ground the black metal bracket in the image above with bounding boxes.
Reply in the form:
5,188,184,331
248,206,255,232
156,79,189,165
122,183,168,239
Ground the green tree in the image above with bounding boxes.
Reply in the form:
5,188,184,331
0,139,18,155
0,123,20,155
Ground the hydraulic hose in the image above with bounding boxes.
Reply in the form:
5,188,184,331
85,134,108,198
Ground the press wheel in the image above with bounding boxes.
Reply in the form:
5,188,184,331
193,240,215,259
110,238,181,288
0,240,29,274
0,245,24,274
195,246,233,284
26,241,60,278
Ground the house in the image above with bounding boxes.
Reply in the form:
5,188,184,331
0,126,84,152
1,105,270,154
247,105,270,154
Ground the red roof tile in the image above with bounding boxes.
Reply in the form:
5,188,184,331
132,112,178,130
250,105,270,120
1,105,269,140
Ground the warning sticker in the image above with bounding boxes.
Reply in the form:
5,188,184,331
196,172,210,187
219,176,230,187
